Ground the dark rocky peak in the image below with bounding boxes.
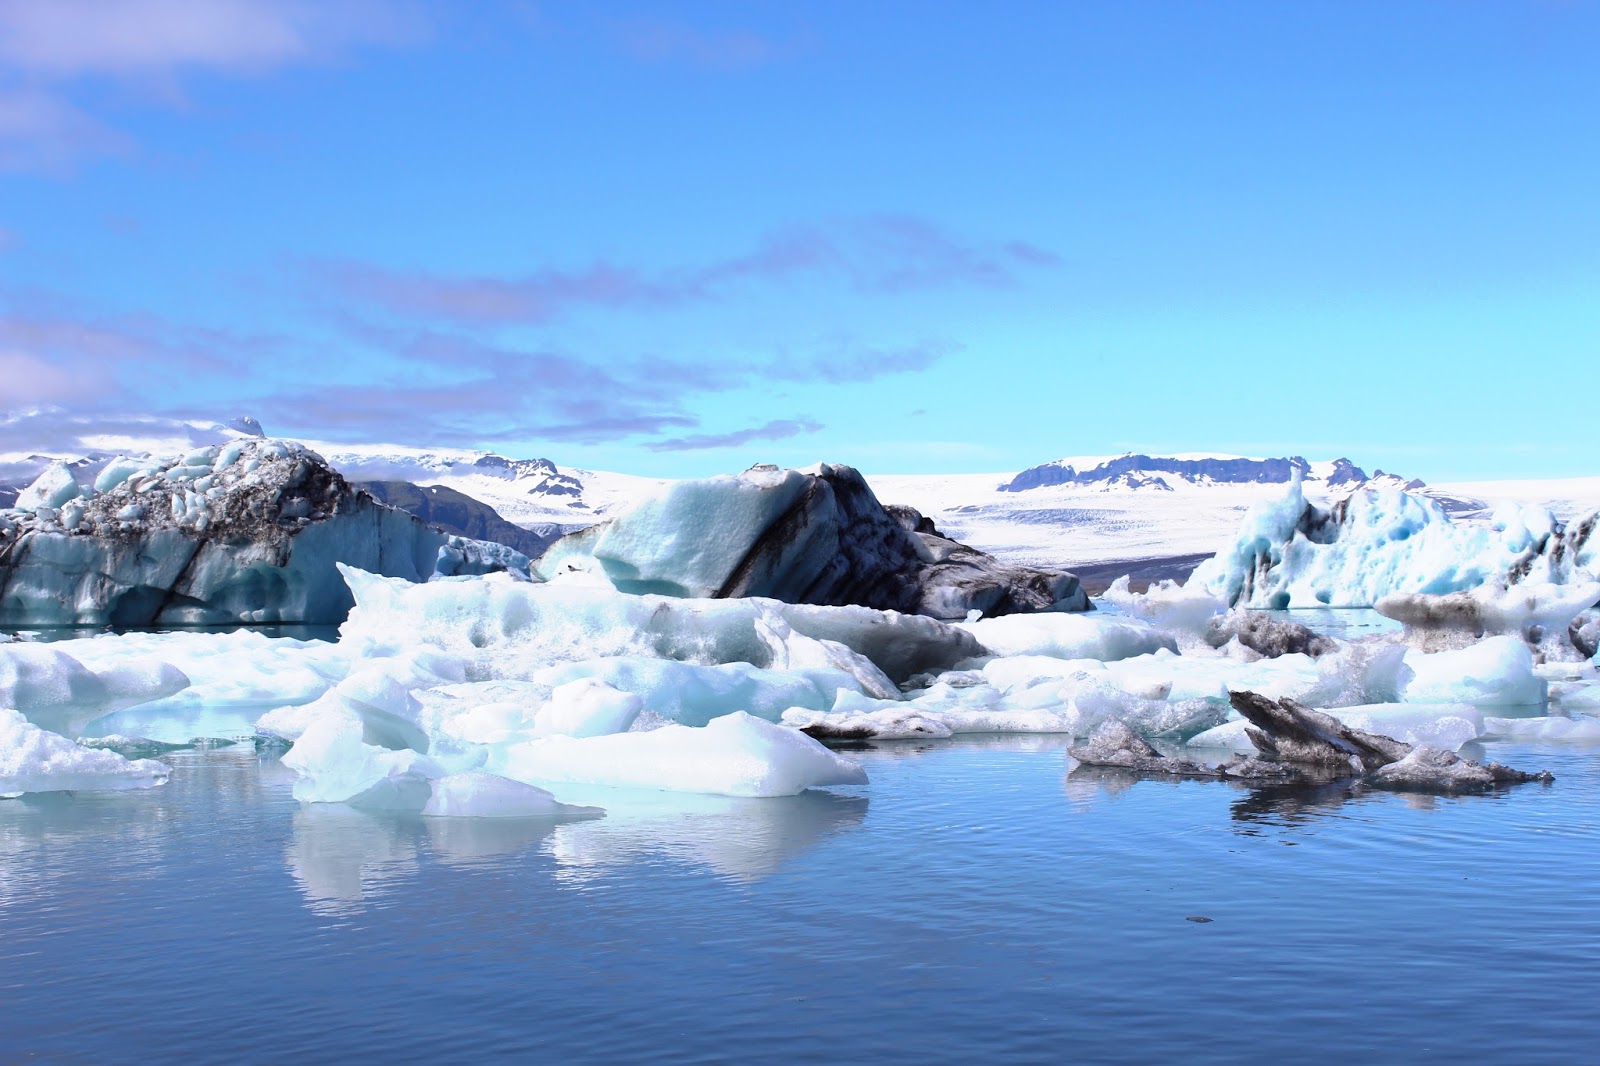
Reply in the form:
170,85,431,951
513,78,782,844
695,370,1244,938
1001,453,1313,492
1325,458,1369,487
226,415,265,437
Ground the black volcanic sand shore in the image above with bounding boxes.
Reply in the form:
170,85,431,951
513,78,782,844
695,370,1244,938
1071,553,1212,595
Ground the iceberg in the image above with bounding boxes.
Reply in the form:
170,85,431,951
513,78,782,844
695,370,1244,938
0,439,528,627
534,463,1088,619
1190,480,1599,609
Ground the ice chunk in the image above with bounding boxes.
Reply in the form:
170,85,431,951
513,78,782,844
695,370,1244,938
0,708,170,794
422,772,602,819
1101,576,1226,637
1376,580,1600,654
15,461,83,511
0,642,189,738
1323,703,1483,750
280,715,442,806
534,679,642,738
84,629,344,743
93,456,158,494
535,463,1087,619
0,439,529,628
571,466,813,597
337,566,981,685
1369,746,1552,792
958,612,1176,661
528,658,833,728
491,711,868,797
1481,715,1600,740
1186,719,1253,751
1402,636,1547,706
782,707,955,739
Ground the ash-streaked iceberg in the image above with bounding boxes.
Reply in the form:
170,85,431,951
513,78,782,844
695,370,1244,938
0,439,528,627
534,462,1088,619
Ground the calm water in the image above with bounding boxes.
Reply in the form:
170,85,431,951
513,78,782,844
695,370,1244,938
4,736,1598,1063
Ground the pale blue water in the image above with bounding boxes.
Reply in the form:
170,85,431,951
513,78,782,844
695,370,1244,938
4,735,1598,1063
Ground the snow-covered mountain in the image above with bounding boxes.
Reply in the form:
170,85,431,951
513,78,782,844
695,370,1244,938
304,442,667,531
999,452,1425,493
6,414,1598,577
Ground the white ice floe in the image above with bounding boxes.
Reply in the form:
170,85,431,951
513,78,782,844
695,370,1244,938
1402,636,1546,707
335,564,980,686
489,712,868,798
0,708,170,794
0,642,189,738
1481,715,1600,740
1100,576,1227,639
956,612,1175,661
421,772,602,819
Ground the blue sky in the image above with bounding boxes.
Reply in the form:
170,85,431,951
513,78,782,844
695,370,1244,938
1,1,1596,479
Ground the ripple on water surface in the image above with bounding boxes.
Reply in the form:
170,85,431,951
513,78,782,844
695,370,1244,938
2,738,1598,1063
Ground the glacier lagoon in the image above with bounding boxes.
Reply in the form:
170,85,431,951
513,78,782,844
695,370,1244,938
5,463,1600,1061
4,731,1599,1063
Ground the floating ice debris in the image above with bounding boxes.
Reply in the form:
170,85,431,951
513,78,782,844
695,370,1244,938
0,708,170,794
0,642,189,738
489,712,868,798
421,772,604,820
957,612,1175,661
1068,719,1218,776
1401,636,1546,707
1377,580,1600,659
1204,610,1337,660
1368,747,1552,792
1226,690,1550,791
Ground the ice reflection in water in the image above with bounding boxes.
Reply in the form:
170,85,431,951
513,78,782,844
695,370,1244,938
545,787,869,885
284,787,870,913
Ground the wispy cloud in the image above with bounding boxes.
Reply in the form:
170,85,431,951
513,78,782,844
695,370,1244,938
323,217,1057,325
0,87,129,171
0,0,424,76
0,306,282,405
0,0,426,171
788,341,951,385
0,298,949,454
648,418,822,453
614,19,810,70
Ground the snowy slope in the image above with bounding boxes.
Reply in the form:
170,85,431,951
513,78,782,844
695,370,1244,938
303,440,670,531
6,414,1597,574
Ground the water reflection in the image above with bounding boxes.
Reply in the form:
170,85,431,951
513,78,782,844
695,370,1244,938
1062,756,1523,833
283,786,868,913
544,787,870,885
285,805,423,918
1225,778,1373,829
